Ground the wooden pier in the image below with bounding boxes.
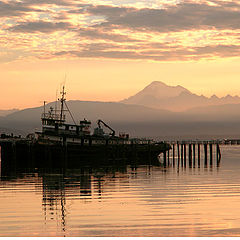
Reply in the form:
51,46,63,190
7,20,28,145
166,139,240,145
0,138,170,175
3,136,240,175
161,140,222,168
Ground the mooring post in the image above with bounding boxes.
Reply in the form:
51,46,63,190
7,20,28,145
204,144,208,167
188,144,192,168
184,144,186,167
216,144,221,167
177,143,180,161
198,144,201,167
209,143,213,166
193,144,196,168
181,144,183,167
177,146,180,168
167,149,170,166
172,144,175,167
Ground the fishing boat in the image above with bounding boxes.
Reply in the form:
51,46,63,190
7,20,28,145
0,87,170,170
35,86,151,146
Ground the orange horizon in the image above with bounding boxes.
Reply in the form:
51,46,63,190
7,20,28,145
1,0,240,109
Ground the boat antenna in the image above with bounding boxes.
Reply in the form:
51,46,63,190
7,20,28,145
60,85,66,122
59,85,77,125
58,72,67,120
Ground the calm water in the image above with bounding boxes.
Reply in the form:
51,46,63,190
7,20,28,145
1,145,240,237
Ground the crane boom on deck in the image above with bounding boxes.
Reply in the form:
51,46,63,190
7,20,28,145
97,119,115,137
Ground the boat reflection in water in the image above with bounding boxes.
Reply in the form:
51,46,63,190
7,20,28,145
0,149,225,237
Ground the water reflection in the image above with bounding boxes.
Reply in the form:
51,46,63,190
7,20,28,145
2,147,240,237
36,166,129,235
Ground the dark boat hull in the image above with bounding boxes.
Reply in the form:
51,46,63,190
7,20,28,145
0,140,170,170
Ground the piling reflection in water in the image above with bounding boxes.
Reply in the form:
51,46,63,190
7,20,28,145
0,165,130,236
0,158,224,237
40,169,89,234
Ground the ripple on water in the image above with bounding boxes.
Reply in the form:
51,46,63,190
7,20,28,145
1,146,240,236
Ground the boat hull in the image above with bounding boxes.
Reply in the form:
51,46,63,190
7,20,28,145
0,140,170,170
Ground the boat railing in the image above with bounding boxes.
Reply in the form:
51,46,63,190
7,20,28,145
41,113,66,121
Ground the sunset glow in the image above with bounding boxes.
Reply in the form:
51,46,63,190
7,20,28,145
1,0,240,109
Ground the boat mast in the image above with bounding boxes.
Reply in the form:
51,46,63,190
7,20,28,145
43,101,46,116
60,85,66,122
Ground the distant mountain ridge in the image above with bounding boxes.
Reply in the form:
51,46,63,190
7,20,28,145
0,101,174,135
1,81,240,138
121,81,240,111
1,100,240,138
0,109,19,117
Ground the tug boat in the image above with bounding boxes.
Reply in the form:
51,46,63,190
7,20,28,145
35,86,150,146
0,87,169,170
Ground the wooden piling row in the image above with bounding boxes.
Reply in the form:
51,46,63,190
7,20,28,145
166,142,222,168
0,139,223,172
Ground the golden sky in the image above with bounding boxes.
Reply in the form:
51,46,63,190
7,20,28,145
1,0,240,109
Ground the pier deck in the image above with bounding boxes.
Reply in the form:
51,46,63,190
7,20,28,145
2,136,239,174
0,138,170,172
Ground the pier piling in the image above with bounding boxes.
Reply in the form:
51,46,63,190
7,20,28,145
181,144,183,167
209,144,213,166
172,144,175,167
184,144,186,167
177,144,180,160
204,144,208,167
188,144,192,168
193,144,196,168
167,150,170,166
198,144,201,167
216,144,221,166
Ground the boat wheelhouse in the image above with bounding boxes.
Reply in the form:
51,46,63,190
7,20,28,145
36,86,93,142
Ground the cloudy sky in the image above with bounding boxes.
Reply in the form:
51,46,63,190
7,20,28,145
1,0,240,109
